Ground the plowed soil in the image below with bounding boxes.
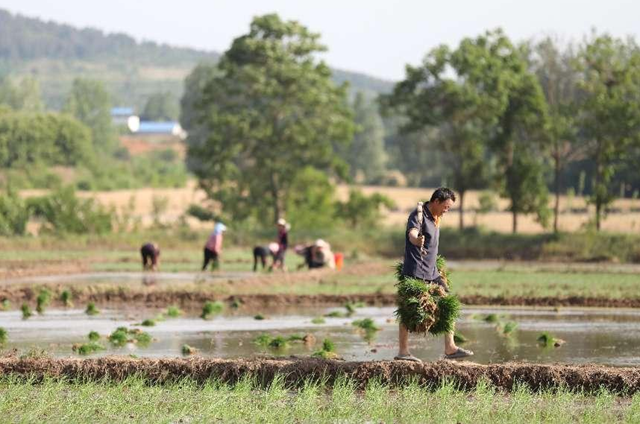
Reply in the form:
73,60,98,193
2,356,640,394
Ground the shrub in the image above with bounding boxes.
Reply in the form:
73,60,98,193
0,189,29,236
28,186,113,234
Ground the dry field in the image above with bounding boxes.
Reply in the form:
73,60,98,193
19,182,640,233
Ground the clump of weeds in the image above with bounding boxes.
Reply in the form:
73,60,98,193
0,327,7,344
36,289,51,314
312,338,339,359
87,331,100,342
311,317,325,325
60,290,73,307
166,306,182,318
85,302,100,316
21,303,32,320
201,301,224,319
74,342,104,355
182,344,198,355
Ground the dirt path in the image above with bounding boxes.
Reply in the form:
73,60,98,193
2,356,640,394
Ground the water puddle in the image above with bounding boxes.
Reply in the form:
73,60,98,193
2,306,640,365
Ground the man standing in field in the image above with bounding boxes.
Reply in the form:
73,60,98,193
395,187,473,362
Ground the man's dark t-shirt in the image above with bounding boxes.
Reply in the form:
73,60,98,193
402,203,439,281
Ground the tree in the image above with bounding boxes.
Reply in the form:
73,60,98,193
63,78,117,154
188,14,355,224
342,92,387,183
458,30,550,233
576,33,640,230
334,189,396,228
0,76,44,112
382,43,492,229
141,92,179,121
527,37,583,233
0,110,92,168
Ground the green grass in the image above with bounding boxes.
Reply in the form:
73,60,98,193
0,375,637,422
0,328,7,344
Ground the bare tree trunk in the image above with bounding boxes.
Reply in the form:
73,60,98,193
553,150,561,233
595,146,602,232
458,190,465,230
512,210,518,234
269,173,282,223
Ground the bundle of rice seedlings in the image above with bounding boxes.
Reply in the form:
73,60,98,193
537,332,565,348
75,342,104,355
324,311,346,318
134,331,152,346
312,338,338,359
311,317,325,324
268,336,289,349
140,319,156,327
85,302,99,316
436,255,450,285
87,331,100,342
352,318,380,332
60,290,73,307
253,334,273,347
484,314,499,323
21,303,32,320
453,331,468,344
254,314,265,320
344,301,364,316
36,289,51,314
394,262,460,335
201,301,224,319
108,327,129,346
166,306,182,318
287,334,305,342
0,299,10,310
181,344,197,355
0,327,7,344
502,321,518,336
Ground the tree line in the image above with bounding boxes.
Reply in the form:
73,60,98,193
183,15,640,233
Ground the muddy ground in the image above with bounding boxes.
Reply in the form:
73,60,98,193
1,356,640,394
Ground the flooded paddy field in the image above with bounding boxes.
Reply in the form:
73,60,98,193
2,305,640,366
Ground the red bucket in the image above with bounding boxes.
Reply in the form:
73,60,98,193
334,252,344,271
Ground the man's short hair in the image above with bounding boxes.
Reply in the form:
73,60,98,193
430,187,456,203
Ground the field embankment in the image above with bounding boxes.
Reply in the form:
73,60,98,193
2,356,640,394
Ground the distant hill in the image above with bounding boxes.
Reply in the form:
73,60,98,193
0,9,394,110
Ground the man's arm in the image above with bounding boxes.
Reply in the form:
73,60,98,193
408,228,425,248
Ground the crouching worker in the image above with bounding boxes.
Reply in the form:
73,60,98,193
140,242,160,271
253,242,279,272
395,188,473,362
295,239,335,270
203,222,226,271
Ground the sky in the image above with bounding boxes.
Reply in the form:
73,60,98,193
1,0,638,80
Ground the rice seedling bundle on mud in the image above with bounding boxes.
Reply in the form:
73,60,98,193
394,257,460,335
